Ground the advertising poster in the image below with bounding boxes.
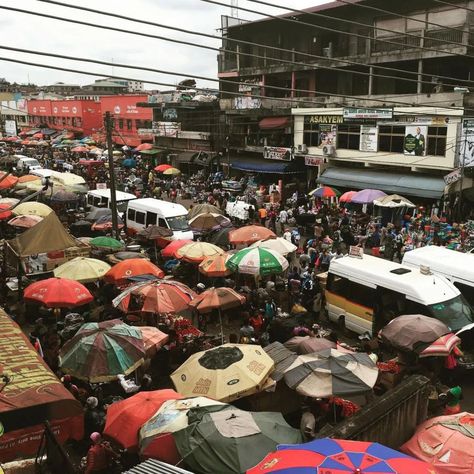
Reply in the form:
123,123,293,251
404,125,427,156
319,125,337,147
359,125,378,152
460,118,474,168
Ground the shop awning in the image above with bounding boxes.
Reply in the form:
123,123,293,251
259,117,290,129
124,459,193,474
231,157,305,174
318,167,446,199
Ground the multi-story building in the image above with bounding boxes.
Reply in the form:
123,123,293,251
0,98,28,136
218,0,474,203
43,82,81,96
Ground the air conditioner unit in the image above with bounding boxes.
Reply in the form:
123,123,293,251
297,143,308,154
322,144,336,157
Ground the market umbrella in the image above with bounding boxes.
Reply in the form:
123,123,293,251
188,203,223,219
138,326,169,357
53,257,111,283
0,197,19,206
171,344,274,402
189,212,231,233
12,202,54,217
17,174,40,184
199,253,232,277
113,280,196,314
339,190,358,203
161,239,194,258
139,397,226,464
296,337,337,355
59,319,145,382
402,412,474,474
90,236,124,250
419,333,461,358
139,149,161,156
154,164,173,172
174,405,302,474
71,146,89,153
0,203,12,220
24,277,93,308
85,207,112,221
210,227,235,247
122,158,137,168
91,214,125,231
373,194,416,208
135,143,154,152
283,348,378,398
105,258,165,285
138,225,173,241
229,225,276,245
351,188,387,204
308,186,339,198
226,247,289,276
250,236,297,256
8,214,43,228
112,251,148,261
380,314,451,354
248,438,434,474
163,167,181,175
104,389,181,451
51,190,79,203
176,242,224,264
0,173,19,190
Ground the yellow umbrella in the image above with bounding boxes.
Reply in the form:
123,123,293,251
176,242,224,264
13,202,54,217
163,167,181,175
171,344,274,402
53,257,111,283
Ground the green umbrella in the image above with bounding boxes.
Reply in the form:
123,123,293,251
90,236,123,250
173,406,302,474
139,149,161,155
59,319,145,382
226,247,289,276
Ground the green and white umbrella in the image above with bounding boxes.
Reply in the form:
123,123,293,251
226,247,289,276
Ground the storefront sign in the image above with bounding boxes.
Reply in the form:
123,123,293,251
395,116,450,126
163,108,178,120
263,146,293,161
306,115,343,125
359,125,378,152
349,246,364,259
4,120,17,136
305,156,323,167
96,183,107,190
343,108,393,120
404,125,427,156
234,96,261,110
139,122,181,137
444,168,462,185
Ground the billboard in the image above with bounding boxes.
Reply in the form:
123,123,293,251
460,118,474,168
4,120,17,136
404,125,427,156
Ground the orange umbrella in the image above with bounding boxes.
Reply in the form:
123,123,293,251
105,258,165,285
0,173,19,190
0,204,12,220
229,225,276,245
188,287,245,314
17,174,41,184
199,253,232,277
138,326,169,356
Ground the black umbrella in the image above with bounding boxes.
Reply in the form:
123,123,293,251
85,207,112,221
138,225,173,240
210,227,235,246
51,190,79,203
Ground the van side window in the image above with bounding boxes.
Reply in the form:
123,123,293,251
348,281,375,309
327,273,349,297
135,211,145,225
158,218,167,228
127,209,136,221
146,212,157,227
453,282,474,306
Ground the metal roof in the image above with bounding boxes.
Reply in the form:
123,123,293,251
124,459,194,474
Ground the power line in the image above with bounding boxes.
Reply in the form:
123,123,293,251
433,0,474,13
27,1,474,89
0,45,469,112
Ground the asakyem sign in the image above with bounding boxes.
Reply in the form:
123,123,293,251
263,146,293,161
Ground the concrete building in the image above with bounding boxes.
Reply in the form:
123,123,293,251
43,82,81,96
0,98,28,136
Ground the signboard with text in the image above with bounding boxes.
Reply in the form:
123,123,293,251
306,115,343,125
359,125,378,152
263,146,293,161
343,107,393,120
305,156,323,167
461,118,474,168
444,168,461,185
4,120,17,136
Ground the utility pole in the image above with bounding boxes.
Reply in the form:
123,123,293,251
105,111,120,240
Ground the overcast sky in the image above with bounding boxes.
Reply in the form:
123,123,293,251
0,0,326,89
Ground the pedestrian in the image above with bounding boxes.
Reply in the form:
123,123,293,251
85,432,118,474
249,310,265,336
258,206,267,226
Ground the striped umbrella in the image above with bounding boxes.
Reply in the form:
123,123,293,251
419,333,461,358
176,242,224,264
308,186,339,198
283,349,378,398
199,254,232,277
59,320,145,383
226,247,289,276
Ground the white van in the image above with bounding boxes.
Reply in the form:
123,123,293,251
15,155,42,172
126,198,193,240
86,189,137,215
403,246,474,305
325,254,474,336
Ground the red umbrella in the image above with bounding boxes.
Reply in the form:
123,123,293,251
229,225,276,245
339,190,358,203
0,173,19,190
161,239,193,258
24,277,94,308
154,164,173,172
8,215,43,228
135,143,154,151
138,326,169,356
105,258,165,285
104,390,182,451
0,204,12,220
188,287,245,314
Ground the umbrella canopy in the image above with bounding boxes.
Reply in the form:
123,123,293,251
296,336,337,355
0,173,19,190
139,397,225,464
210,227,235,247
139,149,161,155
309,186,338,198
229,225,276,245
373,194,416,208
90,236,123,250
402,412,474,474
138,225,173,241
188,203,224,220
339,190,358,203
189,287,246,314
114,280,196,314
85,207,112,221
91,214,124,231
199,254,232,277
51,190,79,203
53,257,111,283
0,204,12,220
380,314,451,353
122,158,137,168
0,197,20,206
250,237,297,256
176,242,224,264
189,212,231,232
351,188,387,204
12,202,54,217
226,247,289,276
105,258,165,285
17,174,41,184
171,344,274,402
162,167,181,175
419,333,461,358
59,319,145,382
8,214,43,229
249,438,434,474
138,326,169,357
135,143,154,151
174,406,302,474
104,389,181,451
154,164,172,172
24,277,93,308
113,251,147,261
71,146,89,153
283,348,378,398
161,239,193,259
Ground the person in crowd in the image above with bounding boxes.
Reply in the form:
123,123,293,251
85,432,118,474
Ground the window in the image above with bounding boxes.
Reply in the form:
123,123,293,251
158,218,168,228
127,119,133,130
136,120,143,129
347,281,375,308
303,122,322,147
127,208,136,221
378,125,405,153
453,282,474,306
146,212,157,227
135,211,145,225
118,119,124,129
427,127,447,156
337,124,361,150
326,273,349,297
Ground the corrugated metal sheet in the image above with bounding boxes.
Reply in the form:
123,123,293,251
124,459,194,474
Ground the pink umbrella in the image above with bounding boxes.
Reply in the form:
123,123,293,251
351,189,387,204
419,333,461,358
71,146,89,153
339,190,357,203
135,143,153,151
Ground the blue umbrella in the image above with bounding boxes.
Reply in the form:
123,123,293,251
123,158,137,168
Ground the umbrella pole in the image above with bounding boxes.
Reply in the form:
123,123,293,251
218,308,224,344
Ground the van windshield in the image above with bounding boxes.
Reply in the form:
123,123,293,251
428,295,474,331
166,215,189,231
25,159,40,167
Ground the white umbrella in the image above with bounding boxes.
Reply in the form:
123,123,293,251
373,194,416,208
250,236,297,256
